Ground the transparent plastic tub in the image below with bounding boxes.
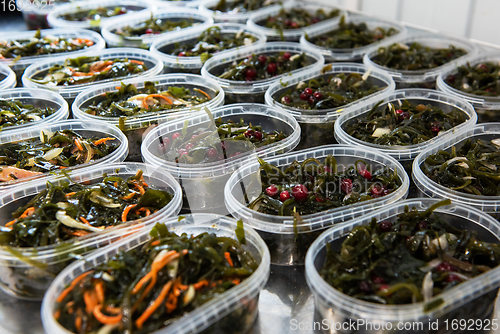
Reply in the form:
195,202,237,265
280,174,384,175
151,0,206,8
437,52,500,123
150,23,267,74
16,0,73,30
142,103,301,215
413,123,500,220
199,0,282,23
101,8,214,49
41,213,271,333
224,144,409,265
247,1,343,42
0,119,128,190
0,28,105,85
201,41,325,104
73,73,225,162
0,63,16,90
265,63,395,150
334,89,477,180
22,48,163,104
46,0,152,32
0,162,182,300
0,88,69,134
305,198,500,334
363,33,477,89
300,15,407,63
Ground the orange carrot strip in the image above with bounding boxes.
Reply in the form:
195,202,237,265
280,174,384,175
140,175,149,187
193,280,209,290
122,204,136,222
135,281,173,329
165,292,177,313
79,216,90,225
54,310,61,320
134,183,145,195
95,281,105,304
99,65,113,73
151,240,160,246
5,219,16,227
19,207,35,219
93,304,122,325
56,271,93,303
68,230,91,237
146,94,172,105
83,290,98,315
65,192,76,197
75,312,82,332
132,272,152,295
129,60,144,65
121,191,137,200
194,88,211,100
105,306,121,314
224,252,234,267
232,279,241,285
74,138,84,151
73,72,93,77
93,137,115,146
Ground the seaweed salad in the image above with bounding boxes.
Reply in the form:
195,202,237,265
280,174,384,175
115,15,196,37
0,99,57,130
444,61,500,97
213,0,280,13
262,7,340,30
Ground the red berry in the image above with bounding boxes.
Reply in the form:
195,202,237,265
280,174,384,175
178,52,186,57
258,55,267,63
172,132,181,140
178,148,188,156
206,148,217,158
430,122,441,133
145,28,153,34
185,143,193,151
436,262,457,272
308,96,316,105
378,220,392,233
398,111,410,122
191,134,198,139
372,276,385,284
284,19,292,26
281,96,291,104
279,191,291,201
417,220,428,230
290,22,299,28
267,62,277,74
371,185,383,196
304,87,313,96
359,169,372,180
299,92,309,101
245,67,257,80
323,166,332,173
478,63,488,71
313,91,322,100
244,130,254,138
446,274,462,283
395,109,403,114
283,52,291,60
341,178,352,194
253,131,263,140
379,284,389,291
266,185,279,197
291,184,309,201
314,196,324,202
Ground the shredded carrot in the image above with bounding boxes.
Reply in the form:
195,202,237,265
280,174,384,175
57,271,93,303
59,166,67,169
93,304,122,325
99,65,113,73
132,272,153,295
95,281,105,304
54,310,60,320
122,204,136,222
75,312,82,332
224,252,234,267
135,281,173,329
74,138,84,151
68,230,91,237
65,192,76,197
129,59,144,65
20,207,35,219
194,88,211,100
136,207,151,217
5,220,16,227
79,216,90,225
114,182,118,187
73,72,93,77
93,137,115,146
140,174,149,187
232,279,241,285
105,306,121,314
121,191,137,200
193,280,209,290
165,291,177,313
142,94,172,109
83,290,98,315
134,183,145,195
151,240,160,246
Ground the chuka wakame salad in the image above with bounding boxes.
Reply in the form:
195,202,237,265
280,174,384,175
0,99,57,130
445,61,500,97
213,0,280,13
114,15,197,37
59,6,133,22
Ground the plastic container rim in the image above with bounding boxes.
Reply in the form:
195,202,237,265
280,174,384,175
199,0,283,23
0,63,17,89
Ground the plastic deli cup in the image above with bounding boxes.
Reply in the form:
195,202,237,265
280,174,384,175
16,0,74,30
0,28,105,84
224,144,409,265
363,33,477,89
142,103,300,214
150,23,267,74
73,73,224,162
41,213,271,333
300,15,406,63
247,1,343,42
46,0,152,32
101,8,214,49
199,0,282,23
201,41,325,104
265,63,396,150
22,48,163,104
0,63,16,89
437,52,500,123
334,89,477,179
151,0,206,8
0,88,69,134
0,119,128,190
413,123,500,219
305,198,500,334
0,162,182,300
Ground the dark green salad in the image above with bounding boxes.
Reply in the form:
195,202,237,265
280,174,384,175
60,6,132,22
161,116,288,164
444,61,500,97
169,26,257,60
306,16,399,50
53,222,257,333
248,155,401,216
421,138,500,196
320,199,500,305
0,30,95,59
275,71,383,110
372,42,468,71
213,0,280,13
115,15,196,37
0,170,172,247
343,99,469,146
30,56,148,87
262,7,340,30
0,129,118,183
218,52,310,81
0,99,57,130
83,82,214,119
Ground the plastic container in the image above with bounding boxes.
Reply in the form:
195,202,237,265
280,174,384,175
265,63,395,150
199,0,282,23
47,0,152,32
151,0,208,8
224,144,409,265
22,48,163,104
41,213,271,333
73,73,225,162
150,23,267,74
364,33,477,89
201,41,325,104
305,198,500,334
0,88,69,134
0,119,128,190
0,28,105,85
300,15,407,63
0,162,182,300
437,52,500,123
101,8,214,49
334,89,477,180
142,103,301,215
413,123,500,220
247,1,343,42
16,0,73,30
0,63,16,90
